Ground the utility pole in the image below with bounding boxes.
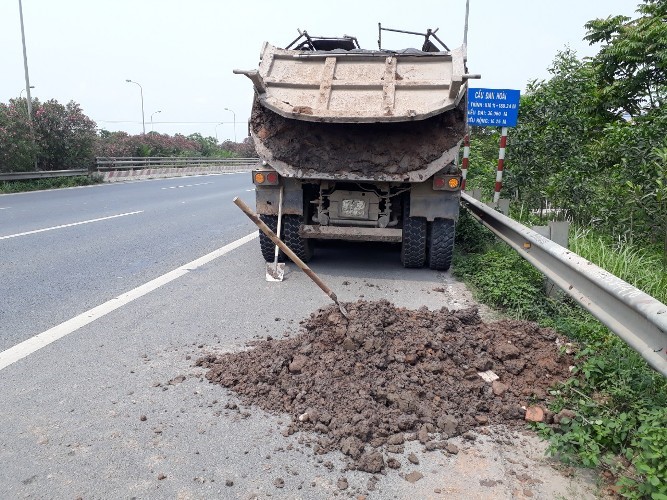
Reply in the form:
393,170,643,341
126,79,146,134
18,0,33,123
224,108,237,142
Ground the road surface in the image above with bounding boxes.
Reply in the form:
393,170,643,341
0,174,598,499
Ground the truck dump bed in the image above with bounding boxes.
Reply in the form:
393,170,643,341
244,44,467,123
237,38,469,182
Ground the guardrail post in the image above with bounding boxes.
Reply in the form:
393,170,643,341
532,221,570,297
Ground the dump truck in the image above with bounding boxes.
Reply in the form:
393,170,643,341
235,26,476,270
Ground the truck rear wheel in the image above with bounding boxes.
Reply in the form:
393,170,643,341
259,214,285,262
401,200,427,268
428,219,455,271
283,214,313,263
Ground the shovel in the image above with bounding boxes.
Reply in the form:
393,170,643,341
233,197,350,320
266,185,285,282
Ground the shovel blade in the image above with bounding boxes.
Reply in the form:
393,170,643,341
266,263,286,282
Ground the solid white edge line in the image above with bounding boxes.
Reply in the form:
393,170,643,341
0,211,144,240
0,231,258,371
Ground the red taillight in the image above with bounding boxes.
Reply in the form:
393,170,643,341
266,172,278,184
433,177,446,188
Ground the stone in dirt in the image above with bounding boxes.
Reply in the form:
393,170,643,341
386,433,404,445
357,452,385,473
387,458,401,469
168,375,186,385
197,300,574,472
445,443,459,455
524,406,545,423
492,380,509,396
404,471,424,483
337,477,349,490
273,477,285,488
407,453,419,465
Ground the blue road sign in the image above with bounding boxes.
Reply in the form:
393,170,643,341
467,88,521,127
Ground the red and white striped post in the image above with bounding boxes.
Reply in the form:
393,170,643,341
461,132,470,191
493,126,508,204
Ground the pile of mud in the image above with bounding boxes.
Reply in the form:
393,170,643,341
198,300,573,472
250,99,466,176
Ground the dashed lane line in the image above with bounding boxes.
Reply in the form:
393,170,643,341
0,211,144,240
160,182,213,190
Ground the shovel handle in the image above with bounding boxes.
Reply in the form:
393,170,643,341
233,197,337,301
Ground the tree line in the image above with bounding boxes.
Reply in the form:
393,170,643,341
0,98,256,173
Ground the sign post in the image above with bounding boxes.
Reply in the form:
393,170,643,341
466,88,520,202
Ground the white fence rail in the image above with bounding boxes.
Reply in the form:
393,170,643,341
95,157,258,171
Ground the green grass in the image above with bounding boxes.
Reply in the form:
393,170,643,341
570,227,667,304
0,175,104,194
453,210,667,499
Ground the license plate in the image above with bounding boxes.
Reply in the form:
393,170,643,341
341,199,366,218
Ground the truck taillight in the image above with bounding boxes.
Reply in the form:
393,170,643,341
433,175,461,191
252,170,280,185
266,172,278,184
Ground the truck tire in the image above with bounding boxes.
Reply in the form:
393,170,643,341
258,214,285,262
428,218,455,271
283,214,313,263
259,214,280,262
401,200,427,268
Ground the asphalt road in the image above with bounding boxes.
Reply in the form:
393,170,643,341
0,175,597,499
0,173,255,351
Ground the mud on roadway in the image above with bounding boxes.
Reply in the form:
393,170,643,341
197,298,590,497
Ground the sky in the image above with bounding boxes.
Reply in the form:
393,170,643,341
1,0,639,141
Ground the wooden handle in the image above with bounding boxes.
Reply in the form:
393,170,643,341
233,197,334,298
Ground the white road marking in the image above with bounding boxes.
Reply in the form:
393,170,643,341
245,189,255,192
0,207,11,210
0,211,143,240
161,182,213,190
0,231,258,371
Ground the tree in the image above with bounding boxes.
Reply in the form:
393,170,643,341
585,0,667,116
0,99,38,172
33,100,97,170
506,49,607,219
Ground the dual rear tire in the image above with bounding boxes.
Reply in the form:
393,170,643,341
401,199,455,271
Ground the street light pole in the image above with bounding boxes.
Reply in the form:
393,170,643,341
224,107,237,142
150,110,161,132
214,122,224,143
19,85,35,117
18,0,33,124
19,85,34,98
126,79,145,134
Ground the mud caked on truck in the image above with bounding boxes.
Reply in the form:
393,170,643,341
235,26,476,270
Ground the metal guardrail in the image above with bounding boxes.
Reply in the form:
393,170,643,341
0,169,90,181
461,192,667,377
0,158,259,181
95,157,258,171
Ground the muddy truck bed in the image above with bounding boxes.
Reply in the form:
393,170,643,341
237,42,471,182
251,98,466,181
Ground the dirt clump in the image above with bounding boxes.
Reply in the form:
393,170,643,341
197,300,573,472
250,99,465,177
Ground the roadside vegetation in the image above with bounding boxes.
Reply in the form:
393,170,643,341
454,213,667,498
0,99,257,176
459,1,667,496
0,175,103,194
